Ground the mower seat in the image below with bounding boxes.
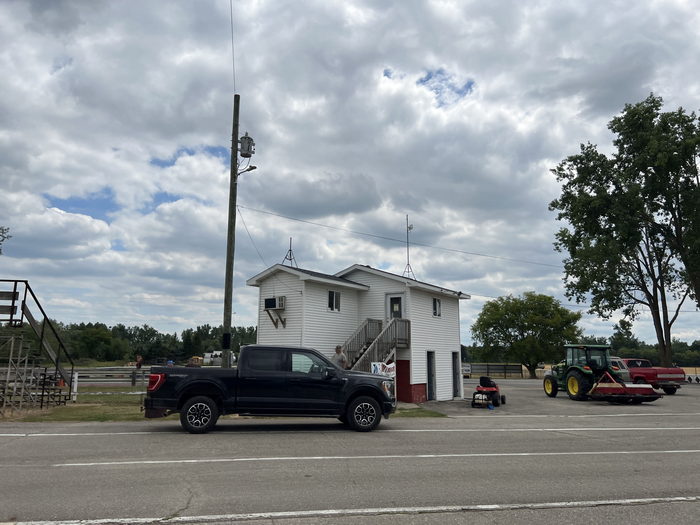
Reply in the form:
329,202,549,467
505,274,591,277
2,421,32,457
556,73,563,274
479,376,497,388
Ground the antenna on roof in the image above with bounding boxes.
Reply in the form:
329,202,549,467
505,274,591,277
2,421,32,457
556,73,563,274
402,215,416,280
282,237,298,268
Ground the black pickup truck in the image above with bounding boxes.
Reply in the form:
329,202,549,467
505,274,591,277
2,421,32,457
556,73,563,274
144,344,396,433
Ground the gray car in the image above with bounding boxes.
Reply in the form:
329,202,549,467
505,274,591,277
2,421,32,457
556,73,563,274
610,356,631,382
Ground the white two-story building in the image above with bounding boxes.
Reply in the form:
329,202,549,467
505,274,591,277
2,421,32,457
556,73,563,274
246,264,469,403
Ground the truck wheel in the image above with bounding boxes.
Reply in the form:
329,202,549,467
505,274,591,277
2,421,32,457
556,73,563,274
347,396,381,432
543,376,558,398
180,396,219,434
634,377,646,384
566,371,591,401
662,387,677,395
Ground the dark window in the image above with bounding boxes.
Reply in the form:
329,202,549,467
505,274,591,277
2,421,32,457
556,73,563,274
328,290,341,311
432,298,441,317
246,349,285,371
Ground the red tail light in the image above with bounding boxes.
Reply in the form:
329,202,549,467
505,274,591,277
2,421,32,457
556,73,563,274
147,373,166,392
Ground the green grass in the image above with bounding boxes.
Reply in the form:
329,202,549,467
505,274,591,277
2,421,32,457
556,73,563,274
3,387,147,422
2,386,446,422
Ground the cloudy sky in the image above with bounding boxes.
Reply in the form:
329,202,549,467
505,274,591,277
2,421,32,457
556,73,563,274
1,0,699,345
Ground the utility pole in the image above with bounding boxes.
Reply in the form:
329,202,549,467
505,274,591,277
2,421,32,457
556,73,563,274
221,94,240,368
403,214,416,280
221,94,255,368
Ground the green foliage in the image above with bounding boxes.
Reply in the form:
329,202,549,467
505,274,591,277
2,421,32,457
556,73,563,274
550,94,699,366
471,292,582,378
1,321,257,364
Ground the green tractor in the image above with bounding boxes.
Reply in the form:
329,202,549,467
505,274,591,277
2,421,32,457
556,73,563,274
543,344,661,403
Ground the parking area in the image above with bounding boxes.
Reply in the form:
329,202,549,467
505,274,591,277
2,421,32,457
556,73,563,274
419,377,700,417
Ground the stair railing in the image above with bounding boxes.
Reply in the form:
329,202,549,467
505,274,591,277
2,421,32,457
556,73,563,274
0,280,75,394
342,318,382,366
352,318,410,372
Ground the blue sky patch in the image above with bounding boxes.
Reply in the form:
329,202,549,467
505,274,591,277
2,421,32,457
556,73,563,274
45,188,119,222
417,68,475,107
111,239,127,252
140,191,181,214
150,145,231,168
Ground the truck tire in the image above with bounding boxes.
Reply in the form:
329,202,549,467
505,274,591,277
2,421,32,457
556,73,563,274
634,377,646,384
347,396,381,432
662,386,677,395
566,370,591,401
543,376,558,398
180,396,219,434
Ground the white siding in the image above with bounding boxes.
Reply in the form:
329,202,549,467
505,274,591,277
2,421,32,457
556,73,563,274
408,288,462,400
302,281,360,358
256,272,304,346
342,270,408,322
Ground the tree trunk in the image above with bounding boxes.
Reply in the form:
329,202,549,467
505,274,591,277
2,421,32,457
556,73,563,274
525,364,537,379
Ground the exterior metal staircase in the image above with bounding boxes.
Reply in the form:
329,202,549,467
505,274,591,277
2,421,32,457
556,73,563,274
342,318,383,368
1,280,75,411
347,318,410,373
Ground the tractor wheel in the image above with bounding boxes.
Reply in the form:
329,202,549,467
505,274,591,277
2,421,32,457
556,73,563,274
501,395,506,405
491,392,500,407
662,387,677,395
566,370,591,401
543,376,558,398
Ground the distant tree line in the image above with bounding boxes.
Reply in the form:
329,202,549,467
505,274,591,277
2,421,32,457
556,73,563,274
0,321,257,364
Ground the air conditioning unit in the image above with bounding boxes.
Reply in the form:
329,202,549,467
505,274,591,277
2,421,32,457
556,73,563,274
264,296,286,310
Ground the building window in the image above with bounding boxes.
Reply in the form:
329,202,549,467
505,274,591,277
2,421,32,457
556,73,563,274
328,290,341,311
432,298,441,317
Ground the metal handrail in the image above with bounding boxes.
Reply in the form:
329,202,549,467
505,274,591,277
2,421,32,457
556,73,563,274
343,318,383,366
0,280,75,393
352,318,410,372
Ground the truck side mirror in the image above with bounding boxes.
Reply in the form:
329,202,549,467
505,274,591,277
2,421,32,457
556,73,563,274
324,367,337,379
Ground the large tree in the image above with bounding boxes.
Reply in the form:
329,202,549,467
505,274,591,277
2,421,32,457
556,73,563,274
471,292,582,378
550,94,698,366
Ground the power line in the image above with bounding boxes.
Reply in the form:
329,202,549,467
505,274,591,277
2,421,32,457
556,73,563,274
236,205,563,269
229,0,236,92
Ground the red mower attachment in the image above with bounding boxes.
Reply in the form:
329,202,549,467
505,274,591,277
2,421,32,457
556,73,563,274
588,371,662,404
471,376,506,408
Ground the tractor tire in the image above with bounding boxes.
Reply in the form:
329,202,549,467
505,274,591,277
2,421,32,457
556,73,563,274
662,387,677,395
566,370,591,401
543,376,558,398
501,395,506,405
491,392,500,407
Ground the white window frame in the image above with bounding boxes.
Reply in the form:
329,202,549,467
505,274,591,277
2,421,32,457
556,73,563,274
328,290,341,312
432,297,442,317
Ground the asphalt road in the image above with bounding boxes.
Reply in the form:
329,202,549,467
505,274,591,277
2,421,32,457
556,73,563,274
1,379,699,524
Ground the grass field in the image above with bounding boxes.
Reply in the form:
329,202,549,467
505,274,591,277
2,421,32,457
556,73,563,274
1,386,441,422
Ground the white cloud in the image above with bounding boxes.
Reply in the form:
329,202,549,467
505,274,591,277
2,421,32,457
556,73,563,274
1,0,699,346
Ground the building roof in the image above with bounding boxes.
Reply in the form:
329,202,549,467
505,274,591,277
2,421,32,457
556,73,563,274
335,264,470,300
246,264,370,290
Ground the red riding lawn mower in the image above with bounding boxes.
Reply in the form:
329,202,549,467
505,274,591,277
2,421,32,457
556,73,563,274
470,376,506,408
